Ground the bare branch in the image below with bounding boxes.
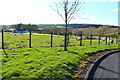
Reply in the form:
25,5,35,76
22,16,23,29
51,0,84,24
67,0,78,14
67,1,84,23
51,0,84,51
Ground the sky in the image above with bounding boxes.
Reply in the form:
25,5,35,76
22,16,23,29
0,0,119,26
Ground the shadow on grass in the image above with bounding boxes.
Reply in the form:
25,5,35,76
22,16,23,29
68,51,91,62
3,49,8,58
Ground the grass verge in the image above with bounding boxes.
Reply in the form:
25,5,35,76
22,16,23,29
1,43,119,79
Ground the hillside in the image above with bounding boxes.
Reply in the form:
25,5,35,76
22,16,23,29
0,23,118,30
37,24,118,28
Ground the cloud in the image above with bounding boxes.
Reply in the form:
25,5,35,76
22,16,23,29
112,8,120,11
71,15,117,26
0,0,55,24
79,17,90,20
0,0,118,25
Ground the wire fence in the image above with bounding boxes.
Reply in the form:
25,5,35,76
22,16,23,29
1,29,119,49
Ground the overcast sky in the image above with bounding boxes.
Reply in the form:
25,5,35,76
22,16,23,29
0,0,119,26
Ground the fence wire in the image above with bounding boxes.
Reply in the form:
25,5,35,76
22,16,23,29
2,31,119,49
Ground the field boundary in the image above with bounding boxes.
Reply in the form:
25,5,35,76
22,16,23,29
1,31,119,49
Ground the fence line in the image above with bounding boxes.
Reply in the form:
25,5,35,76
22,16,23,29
1,30,119,49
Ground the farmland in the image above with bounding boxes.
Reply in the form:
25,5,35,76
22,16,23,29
1,32,120,79
3,32,114,48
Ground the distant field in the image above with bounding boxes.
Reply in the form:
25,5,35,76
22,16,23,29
2,32,117,48
52,26,65,28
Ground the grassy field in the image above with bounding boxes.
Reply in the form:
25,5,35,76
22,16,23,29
1,44,119,79
1,32,120,79
3,32,115,48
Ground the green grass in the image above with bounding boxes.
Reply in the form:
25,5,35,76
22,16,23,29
3,32,117,48
1,44,119,79
1,32,120,79
52,26,65,28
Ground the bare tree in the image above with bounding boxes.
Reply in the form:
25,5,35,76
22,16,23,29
52,0,84,51
97,25,111,36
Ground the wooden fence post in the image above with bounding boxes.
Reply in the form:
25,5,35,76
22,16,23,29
90,35,92,45
80,34,82,46
108,36,110,45
29,31,32,48
2,29,4,49
64,32,67,51
98,35,101,45
106,36,107,45
116,37,117,44
51,32,53,47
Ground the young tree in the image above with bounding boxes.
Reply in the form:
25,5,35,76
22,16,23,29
83,26,97,39
97,25,111,36
52,0,84,51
